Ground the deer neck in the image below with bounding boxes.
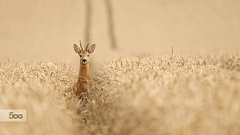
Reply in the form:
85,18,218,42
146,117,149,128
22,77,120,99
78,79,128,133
79,63,90,81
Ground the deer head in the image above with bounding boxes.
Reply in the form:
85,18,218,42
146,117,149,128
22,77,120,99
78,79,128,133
73,37,96,65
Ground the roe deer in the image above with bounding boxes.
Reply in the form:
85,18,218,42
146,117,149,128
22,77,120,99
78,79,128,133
73,37,96,96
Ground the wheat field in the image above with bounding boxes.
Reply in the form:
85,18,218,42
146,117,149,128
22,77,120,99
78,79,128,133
0,53,239,135
1,0,240,134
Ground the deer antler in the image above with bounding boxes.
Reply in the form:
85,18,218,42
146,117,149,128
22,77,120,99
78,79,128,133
86,36,91,51
79,40,83,51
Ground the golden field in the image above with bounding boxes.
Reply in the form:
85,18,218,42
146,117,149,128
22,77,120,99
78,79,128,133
1,0,240,135
0,53,240,135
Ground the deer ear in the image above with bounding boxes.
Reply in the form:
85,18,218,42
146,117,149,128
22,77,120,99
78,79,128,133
88,44,96,54
73,44,81,54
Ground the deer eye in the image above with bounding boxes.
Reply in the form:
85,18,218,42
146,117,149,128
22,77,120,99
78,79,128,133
87,55,89,57
80,55,82,57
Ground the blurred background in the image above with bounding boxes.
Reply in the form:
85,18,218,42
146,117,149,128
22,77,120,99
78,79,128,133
0,0,240,66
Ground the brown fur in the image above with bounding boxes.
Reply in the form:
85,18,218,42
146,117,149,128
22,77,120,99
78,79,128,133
73,38,96,96
73,52,92,95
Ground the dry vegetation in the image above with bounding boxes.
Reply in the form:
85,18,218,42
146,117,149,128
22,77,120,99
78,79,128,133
1,53,240,135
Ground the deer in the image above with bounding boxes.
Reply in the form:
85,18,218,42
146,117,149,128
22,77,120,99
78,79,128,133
73,37,96,96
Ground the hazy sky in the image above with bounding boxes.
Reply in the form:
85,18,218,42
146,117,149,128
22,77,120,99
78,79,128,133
0,0,239,64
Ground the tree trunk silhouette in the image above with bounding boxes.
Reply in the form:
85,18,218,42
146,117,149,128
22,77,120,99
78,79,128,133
85,0,92,43
105,0,117,49
85,0,117,49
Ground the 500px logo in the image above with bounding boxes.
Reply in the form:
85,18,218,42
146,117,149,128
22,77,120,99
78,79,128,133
9,112,23,119
0,109,26,122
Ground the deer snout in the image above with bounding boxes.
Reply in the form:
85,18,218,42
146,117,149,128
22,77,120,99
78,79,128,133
82,58,87,64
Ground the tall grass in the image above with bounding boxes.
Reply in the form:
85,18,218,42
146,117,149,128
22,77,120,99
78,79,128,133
0,53,240,135
0,61,79,135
